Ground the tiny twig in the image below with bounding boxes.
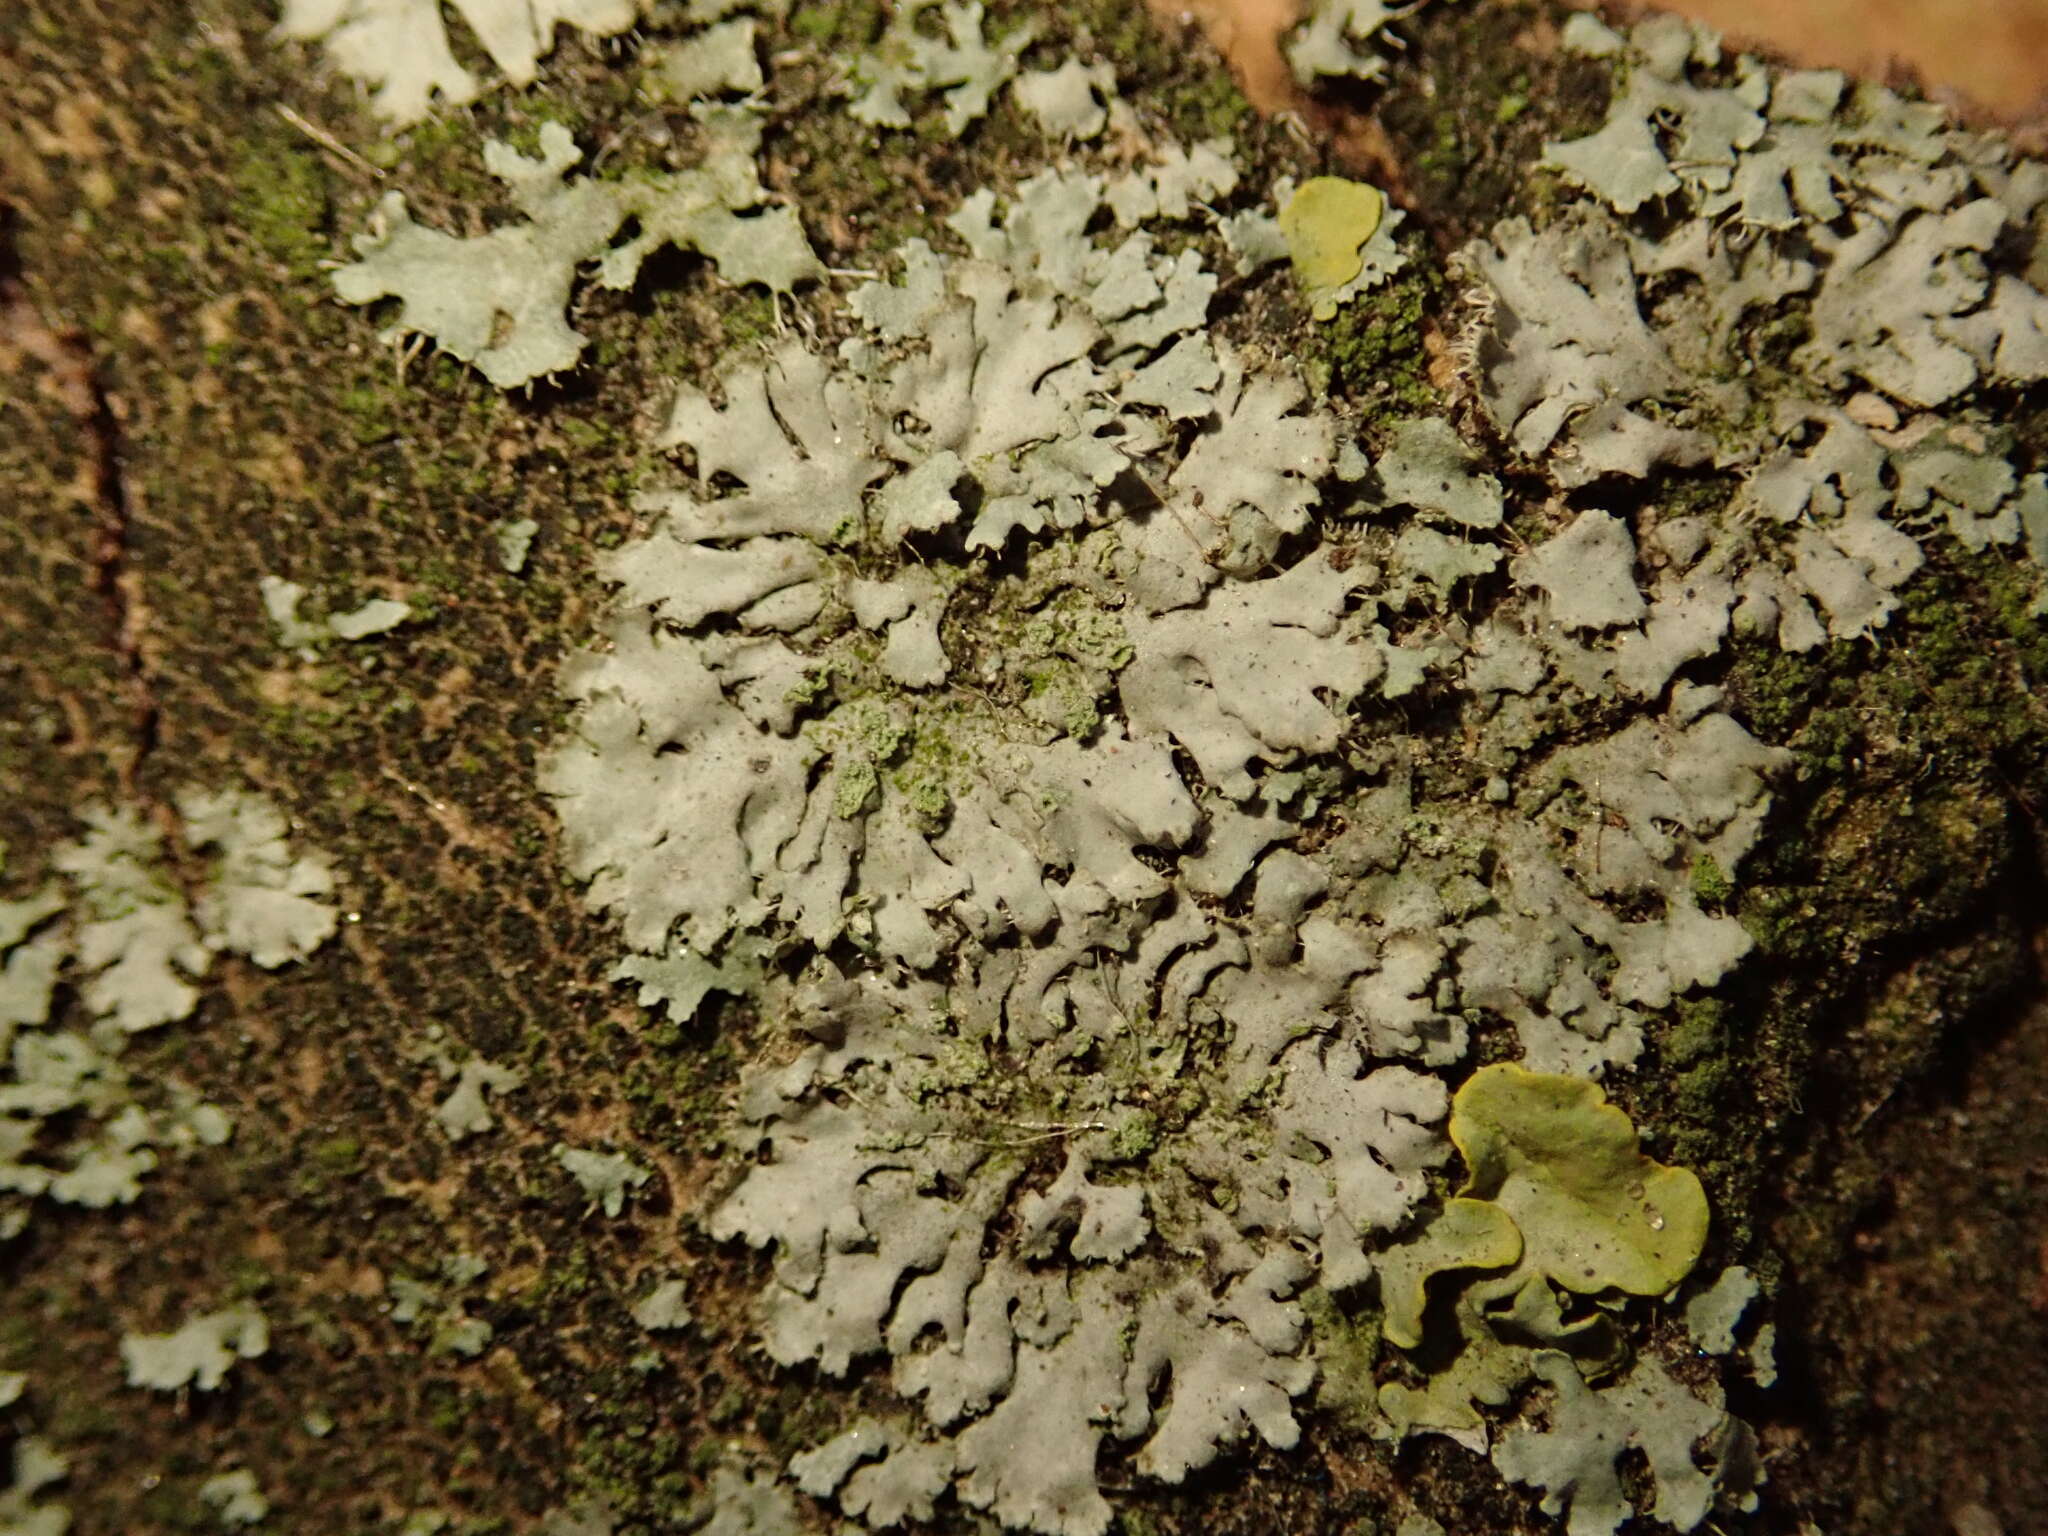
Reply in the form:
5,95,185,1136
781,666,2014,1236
275,104,382,182
1849,1083,1898,1136
1592,774,1604,881
1160,492,1222,566
927,1116,1109,1151
394,329,426,383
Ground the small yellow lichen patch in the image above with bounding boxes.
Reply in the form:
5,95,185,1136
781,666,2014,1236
1280,175,1385,321
1451,1063,1709,1298
1376,1197,1522,1350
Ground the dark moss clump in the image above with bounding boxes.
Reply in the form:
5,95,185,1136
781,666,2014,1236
1305,255,1443,409
1297,1286,1382,1433
1052,0,1258,147
1615,533,2048,1272
1370,0,1614,243
231,133,333,275
1730,553,2046,968
1658,542,2048,1261
570,1397,692,1528
786,0,888,50
1652,997,1740,1172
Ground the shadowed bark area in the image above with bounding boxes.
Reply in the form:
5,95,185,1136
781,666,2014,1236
1,3,2044,1535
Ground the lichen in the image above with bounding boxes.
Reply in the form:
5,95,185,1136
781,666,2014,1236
277,0,642,126
120,1304,271,1393
1449,1064,1709,1299
2,790,336,1236
99,0,2043,1532
333,117,819,387
524,84,1841,1529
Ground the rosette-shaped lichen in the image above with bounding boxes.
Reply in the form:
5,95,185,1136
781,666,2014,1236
536,138,1817,1531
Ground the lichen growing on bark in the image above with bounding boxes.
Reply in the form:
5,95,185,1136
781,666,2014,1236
4,0,2048,1534
518,9,2048,1533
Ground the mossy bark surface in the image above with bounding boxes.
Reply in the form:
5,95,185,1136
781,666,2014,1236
2,2,2045,1533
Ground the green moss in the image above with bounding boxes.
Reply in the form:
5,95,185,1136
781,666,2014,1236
1671,1056,1735,1122
42,1383,121,1440
374,112,496,201
0,1313,35,1367
525,1245,599,1309
1107,1109,1159,1162
1161,68,1251,142
1370,0,1613,240
1663,997,1728,1069
231,136,330,275
1657,470,1742,519
492,114,587,162
1301,1286,1382,1433
1726,639,1853,759
338,381,402,446
572,1412,690,1525
136,1483,213,1534
1690,852,1732,906
706,1383,748,1428
554,416,613,453
1888,556,2048,765
1306,259,1441,411
719,292,780,348
228,1259,278,1299
307,1138,364,1171
787,0,855,45
180,42,243,98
